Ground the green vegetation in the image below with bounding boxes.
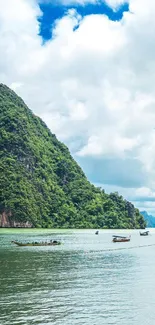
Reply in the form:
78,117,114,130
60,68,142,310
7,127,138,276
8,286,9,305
0,84,146,229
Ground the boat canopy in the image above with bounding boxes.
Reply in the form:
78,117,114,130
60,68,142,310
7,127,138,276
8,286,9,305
140,230,149,234
112,235,128,238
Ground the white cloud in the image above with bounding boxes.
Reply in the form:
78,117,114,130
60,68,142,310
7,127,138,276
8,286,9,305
135,201,155,215
61,0,97,4
104,0,127,9
38,0,98,6
1,0,155,213
39,0,128,9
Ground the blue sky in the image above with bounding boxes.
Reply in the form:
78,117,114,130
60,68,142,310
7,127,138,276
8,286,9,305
38,1,129,40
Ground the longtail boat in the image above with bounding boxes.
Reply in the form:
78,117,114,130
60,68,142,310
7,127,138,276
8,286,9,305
112,235,131,243
11,240,61,246
140,230,149,236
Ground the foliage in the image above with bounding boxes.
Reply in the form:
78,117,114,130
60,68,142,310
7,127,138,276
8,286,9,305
0,84,146,228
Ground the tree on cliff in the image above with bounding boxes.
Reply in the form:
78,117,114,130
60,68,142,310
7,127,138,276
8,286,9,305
0,84,146,229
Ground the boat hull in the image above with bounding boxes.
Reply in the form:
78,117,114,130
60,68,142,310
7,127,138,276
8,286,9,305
113,238,130,243
11,241,61,246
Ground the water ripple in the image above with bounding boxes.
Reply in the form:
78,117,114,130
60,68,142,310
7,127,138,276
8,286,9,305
0,229,155,325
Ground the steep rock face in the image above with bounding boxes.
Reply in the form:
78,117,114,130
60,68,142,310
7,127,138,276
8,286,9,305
0,210,33,227
140,211,155,228
0,211,12,227
0,84,146,229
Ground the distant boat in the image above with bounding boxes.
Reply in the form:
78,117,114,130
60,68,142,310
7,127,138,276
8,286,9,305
140,231,149,236
112,235,131,243
11,240,61,246
95,230,99,235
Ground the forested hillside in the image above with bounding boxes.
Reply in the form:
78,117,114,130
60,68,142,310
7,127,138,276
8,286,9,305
0,84,146,228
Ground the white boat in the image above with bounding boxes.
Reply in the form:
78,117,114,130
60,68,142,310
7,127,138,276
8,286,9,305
112,235,131,243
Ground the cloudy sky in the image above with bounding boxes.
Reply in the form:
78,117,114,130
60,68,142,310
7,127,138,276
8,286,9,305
1,0,155,214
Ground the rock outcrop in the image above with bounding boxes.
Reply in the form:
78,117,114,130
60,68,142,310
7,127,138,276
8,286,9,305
0,211,33,228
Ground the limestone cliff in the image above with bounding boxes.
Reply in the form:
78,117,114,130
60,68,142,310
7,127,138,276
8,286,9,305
0,211,33,228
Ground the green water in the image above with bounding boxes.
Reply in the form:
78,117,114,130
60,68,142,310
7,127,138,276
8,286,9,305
0,229,155,325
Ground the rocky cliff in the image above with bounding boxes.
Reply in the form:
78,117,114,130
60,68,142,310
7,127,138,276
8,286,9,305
0,210,33,228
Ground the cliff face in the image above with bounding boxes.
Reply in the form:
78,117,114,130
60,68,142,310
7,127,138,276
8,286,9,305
0,211,12,227
140,211,155,228
0,211,33,228
0,84,146,229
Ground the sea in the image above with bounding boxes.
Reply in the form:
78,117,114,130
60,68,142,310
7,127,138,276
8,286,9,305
0,228,155,325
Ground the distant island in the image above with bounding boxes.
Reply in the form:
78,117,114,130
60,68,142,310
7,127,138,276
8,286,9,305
140,211,155,228
0,84,146,229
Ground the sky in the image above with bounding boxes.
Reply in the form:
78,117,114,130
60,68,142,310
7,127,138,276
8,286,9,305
38,1,129,40
1,0,155,214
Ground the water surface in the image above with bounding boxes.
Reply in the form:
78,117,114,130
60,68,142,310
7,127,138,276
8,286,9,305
0,229,155,325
